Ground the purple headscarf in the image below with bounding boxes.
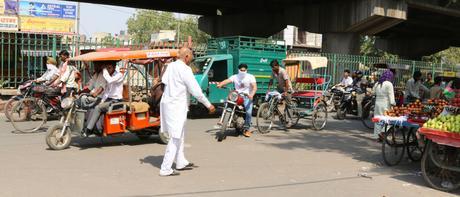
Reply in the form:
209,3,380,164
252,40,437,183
378,69,394,84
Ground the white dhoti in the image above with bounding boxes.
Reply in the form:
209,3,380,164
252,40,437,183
159,101,191,175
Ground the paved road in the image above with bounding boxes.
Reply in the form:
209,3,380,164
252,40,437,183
0,115,458,197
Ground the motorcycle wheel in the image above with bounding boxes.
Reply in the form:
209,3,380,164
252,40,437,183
312,102,328,130
217,111,230,142
336,103,346,120
45,123,71,150
361,102,375,129
256,103,274,134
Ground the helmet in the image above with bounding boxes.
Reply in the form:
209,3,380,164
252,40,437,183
354,70,363,78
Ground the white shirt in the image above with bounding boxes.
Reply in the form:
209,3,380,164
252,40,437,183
405,78,429,99
160,59,211,138
60,65,78,88
340,76,353,87
37,64,58,82
102,69,123,101
229,72,256,95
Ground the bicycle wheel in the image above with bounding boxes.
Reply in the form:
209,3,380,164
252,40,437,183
4,97,21,121
361,102,374,129
10,98,47,133
406,129,423,162
382,126,405,166
421,141,460,192
312,102,328,130
256,103,274,134
285,100,300,128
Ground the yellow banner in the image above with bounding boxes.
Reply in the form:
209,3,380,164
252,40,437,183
443,71,456,77
0,0,5,15
20,16,75,34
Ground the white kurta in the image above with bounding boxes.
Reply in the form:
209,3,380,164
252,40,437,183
373,81,396,136
160,59,211,139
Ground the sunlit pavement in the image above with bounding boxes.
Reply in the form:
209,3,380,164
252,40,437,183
0,115,457,197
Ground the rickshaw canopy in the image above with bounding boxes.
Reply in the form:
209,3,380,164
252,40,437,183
283,56,328,70
70,49,179,61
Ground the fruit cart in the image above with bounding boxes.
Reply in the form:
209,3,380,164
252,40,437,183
417,107,460,192
372,99,449,166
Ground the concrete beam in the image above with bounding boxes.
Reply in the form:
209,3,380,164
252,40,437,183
322,33,361,54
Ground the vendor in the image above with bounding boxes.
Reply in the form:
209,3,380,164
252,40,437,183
373,69,396,140
405,71,429,102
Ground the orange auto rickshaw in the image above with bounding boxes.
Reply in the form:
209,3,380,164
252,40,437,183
45,49,178,150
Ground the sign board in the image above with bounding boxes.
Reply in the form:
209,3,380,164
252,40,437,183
0,15,18,31
443,71,456,77
0,0,18,15
18,1,76,19
19,16,75,34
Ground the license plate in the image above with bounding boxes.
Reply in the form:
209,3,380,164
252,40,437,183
110,117,120,125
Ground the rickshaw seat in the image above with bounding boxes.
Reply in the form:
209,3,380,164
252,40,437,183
292,90,323,98
295,77,325,85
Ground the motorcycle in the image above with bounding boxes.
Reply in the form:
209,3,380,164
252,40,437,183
336,86,368,120
324,85,345,112
216,90,247,142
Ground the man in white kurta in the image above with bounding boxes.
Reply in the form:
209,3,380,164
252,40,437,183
159,47,215,176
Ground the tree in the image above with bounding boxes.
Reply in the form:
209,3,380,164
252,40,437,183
422,47,460,65
127,10,210,44
360,36,398,60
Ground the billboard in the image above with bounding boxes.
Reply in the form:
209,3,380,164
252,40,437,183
0,15,18,31
0,0,18,15
19,1,76,19
20,16,75,34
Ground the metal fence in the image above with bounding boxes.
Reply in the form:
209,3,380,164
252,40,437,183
0,31,454,89
288,50,456,88
0,32,208,89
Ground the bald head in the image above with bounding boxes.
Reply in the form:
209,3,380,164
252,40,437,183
178,47,193,65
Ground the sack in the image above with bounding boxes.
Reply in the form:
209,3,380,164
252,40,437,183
148,64,168,114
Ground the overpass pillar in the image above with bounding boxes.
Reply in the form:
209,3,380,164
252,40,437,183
322,33,361,55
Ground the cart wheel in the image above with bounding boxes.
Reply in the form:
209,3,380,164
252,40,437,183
361,102,374,129
256,103,274,134
45,124,71,150
217,111,230,142
421,141,460,192
406,129,423,162
312,102,328,130
382,126,405,166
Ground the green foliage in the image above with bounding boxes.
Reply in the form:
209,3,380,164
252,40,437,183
360,36,398,60
422,47,460,65
127,10,210,44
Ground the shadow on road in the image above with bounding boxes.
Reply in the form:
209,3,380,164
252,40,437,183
139,155,163,169
70,134,165,150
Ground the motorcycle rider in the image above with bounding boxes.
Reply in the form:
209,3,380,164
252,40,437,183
35,57,59,85
217,64,257,137
338,69,353,87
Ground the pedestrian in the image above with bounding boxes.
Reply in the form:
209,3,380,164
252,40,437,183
405,71,429,102
159,47,216,177
373,69,396,140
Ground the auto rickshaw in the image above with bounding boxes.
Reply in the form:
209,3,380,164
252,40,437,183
45,49,178,150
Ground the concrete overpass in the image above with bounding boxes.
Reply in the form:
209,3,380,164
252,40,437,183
69,0,460,58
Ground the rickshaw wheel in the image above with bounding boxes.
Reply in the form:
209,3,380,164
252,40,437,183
256,103,273,134
217,111,230,142
421,141,460,192
135,131,153,140
382,126,405,166
45,124,71,150
286,99,300,128
406,129,423,162
312,102,328,130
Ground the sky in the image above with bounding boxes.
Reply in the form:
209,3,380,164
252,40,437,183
39,0,136,37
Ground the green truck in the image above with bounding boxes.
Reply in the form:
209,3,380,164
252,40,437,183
190,36,286,111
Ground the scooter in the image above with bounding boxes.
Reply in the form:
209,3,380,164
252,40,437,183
216,90,247,142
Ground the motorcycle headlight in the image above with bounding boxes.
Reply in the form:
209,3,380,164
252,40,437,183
61,98,74,109
228,92,239,102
